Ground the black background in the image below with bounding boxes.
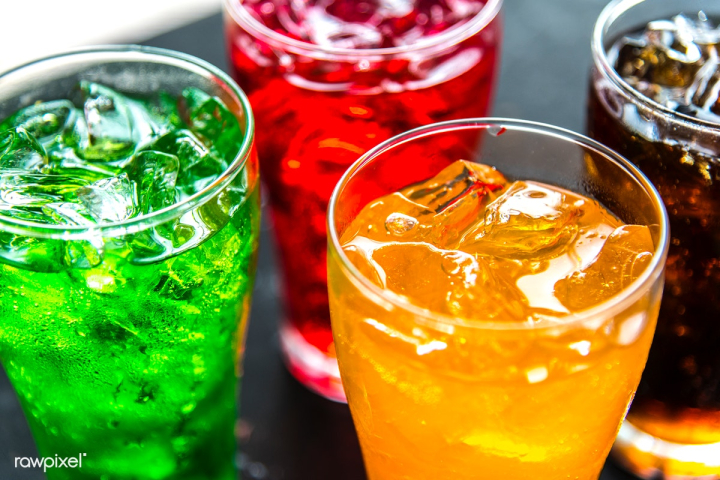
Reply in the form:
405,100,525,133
1,1,639,478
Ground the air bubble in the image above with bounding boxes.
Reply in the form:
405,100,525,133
385,212,418,236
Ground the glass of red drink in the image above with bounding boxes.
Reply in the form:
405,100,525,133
224,0,503,401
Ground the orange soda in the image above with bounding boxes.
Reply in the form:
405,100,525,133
329,160,661,479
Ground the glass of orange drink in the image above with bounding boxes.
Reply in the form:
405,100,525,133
327,119,670,480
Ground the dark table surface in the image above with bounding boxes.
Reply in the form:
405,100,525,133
1,1,640,478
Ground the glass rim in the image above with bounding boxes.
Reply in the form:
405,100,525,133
591,0,720,131
223,0,503,60
327,118,670,331
0,45,256,240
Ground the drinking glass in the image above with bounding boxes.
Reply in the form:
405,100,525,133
589,0,720,476
0,46,260,480
328,119,669,480
224,0,503,401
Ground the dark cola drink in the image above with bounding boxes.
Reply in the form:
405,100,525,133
589,4,720,478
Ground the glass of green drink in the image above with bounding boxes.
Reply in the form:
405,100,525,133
0,46,259,480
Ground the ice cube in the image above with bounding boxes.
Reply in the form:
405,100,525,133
126,228,173,265
178,88,243,162
341,160,507,249
128,188,236,265
401,160,507,215
168,221,197,248
41,202,93,225
71,82,162,165
614,13,720,119
647,16,703,63
74,81,137,161
128,210,215,266
341,192,427,244
246,0,487,49
671,13,720,46
124,150,179,214
614,15,709,96
400,0,486,40
0,174,74,272
7,201,105,269
343,238,528,320
149,130,226,195
378,0,415,19
153,91,184,129
46,145,119,182
323,0,382,24
691,58,720,114
304,5,383,49
411,162,506,247
345,240,476,308
154,250,207,301
75,173,138,223
63,237,104,269
0,127,48,172
458,181,582,258
126,97,164,146
141,91,185,139
68,262,125,296
0,173,89,208
554,225,654,311
0,100,76,143
342,236,389,287
197,179,248,232
315,0,489,48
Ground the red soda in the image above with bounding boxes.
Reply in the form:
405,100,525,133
224,0,503,401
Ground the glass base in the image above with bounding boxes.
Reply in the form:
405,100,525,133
612,420,720,479
279,321,347,403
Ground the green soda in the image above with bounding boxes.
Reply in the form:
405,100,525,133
0,79,259,479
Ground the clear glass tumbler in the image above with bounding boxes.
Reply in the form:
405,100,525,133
328,119,669,480
0,46,260,480
224,0,503,401
588,0,720,476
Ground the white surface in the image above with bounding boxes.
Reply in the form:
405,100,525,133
0,0,222,73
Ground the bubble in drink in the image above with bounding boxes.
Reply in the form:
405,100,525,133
385,212,418,236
